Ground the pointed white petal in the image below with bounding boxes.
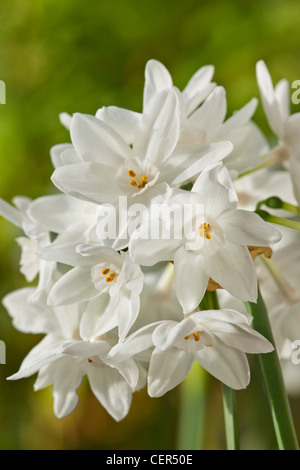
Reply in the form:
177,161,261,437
207,243,258,302
143,59,173,109
7,335,63,380
192,163,238,218
256,60,285,139
0,198,25,228
2,287,57,334
134,89,180,164
47,267,98,306
174,247,209,314
182,65,215,115
51,162,120,205
96,106,141,144
79,294,115,340
218,209,282,246
88,366,133,421
188,86,227,131
148,348,194,397
196,340,250,389
70,113,130,165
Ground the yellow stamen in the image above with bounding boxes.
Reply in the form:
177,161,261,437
128,170,148,189
193,332,200,342
199,222,212,240
184,331,201,342
105,271,118,282
102,268,110,275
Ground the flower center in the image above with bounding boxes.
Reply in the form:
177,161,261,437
199,222,212,240
101,268,118,283
128,169,148,189
185,331,201,341
184,331,213,346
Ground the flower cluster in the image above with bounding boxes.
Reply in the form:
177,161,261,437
1,59,300,421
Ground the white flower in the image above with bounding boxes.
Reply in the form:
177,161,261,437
51,89,232,209
3,287,141,421
0,196,57,300
39,243,144,340
256,60,300,204
109,308,274,396
130,163,282,313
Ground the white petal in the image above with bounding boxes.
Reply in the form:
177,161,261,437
88,365,133,421
59,112,73,131
148,348,194,397
256,60,285,138
51,162,120,205
196,339,250,389
174,247,209,314
130,235,181,267
47,267,98,306
188,86,227,131
219,98,258,135
192,163,238,218
50,143,76,169
0,198,25,228
95,106,141,144
7,335,63,380
207,243,257,302
201,318,274,353
28,195,93,234
275,79,290,122
108,322,159,362
182,65,215,115
70,113,130,165
39,242,91,266
134,89,180,164
143,59,173,109
171,141,233,186
152,318,196,350
2,287,57,334
63,339,110,358
218,209,282,246
80,294,116,340
35,356,85,418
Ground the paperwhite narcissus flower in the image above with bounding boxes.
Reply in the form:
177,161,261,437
256,60,300,205
130,163,282,313
109,308,274,396
3,287,142,421
51,88,233,210
0,196,57,301
39,243,144,341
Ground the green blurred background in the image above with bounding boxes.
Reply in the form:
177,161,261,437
1,0,300,450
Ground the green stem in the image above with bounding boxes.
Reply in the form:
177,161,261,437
176,363,208,450
222,383,240,450
245,285,299,450
256,209,300,232
205,290,240,450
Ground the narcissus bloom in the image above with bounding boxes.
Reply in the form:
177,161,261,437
130,163,282,313
256,60,300,205
109,308,274,396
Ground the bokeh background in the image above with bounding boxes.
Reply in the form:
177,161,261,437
1,0,300,450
